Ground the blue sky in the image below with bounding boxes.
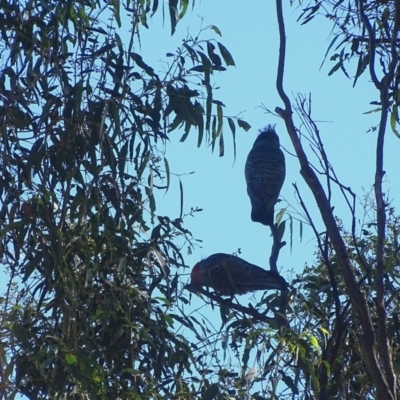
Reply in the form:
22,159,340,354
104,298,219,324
3,0,400,395
136,0,397,279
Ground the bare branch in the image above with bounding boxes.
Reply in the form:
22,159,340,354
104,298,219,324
358,1,381,89
294,95,333,201
269,224,286,273
275,0,292,115
294,95,369,276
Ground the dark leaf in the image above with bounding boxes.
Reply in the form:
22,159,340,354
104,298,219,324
217,42,235,66
130,52,156,76
237,119,251,131
169,0,178,35
202,383,219,400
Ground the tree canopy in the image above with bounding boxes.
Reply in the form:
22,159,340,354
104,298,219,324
1,0,400,399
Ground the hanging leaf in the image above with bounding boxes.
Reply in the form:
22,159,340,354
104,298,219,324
217,42,235,66
169,0,179,36
209,25,222,36
238,119,251,131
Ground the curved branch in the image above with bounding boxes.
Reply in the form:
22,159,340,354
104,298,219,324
358,1,381,89
275,0,292,115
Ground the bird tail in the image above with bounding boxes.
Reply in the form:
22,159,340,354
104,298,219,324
240,270,288,292
251,207,273,226
250,198,274,226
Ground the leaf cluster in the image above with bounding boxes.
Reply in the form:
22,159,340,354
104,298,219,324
298,0,400,136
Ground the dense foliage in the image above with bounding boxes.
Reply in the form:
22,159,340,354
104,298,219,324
1,0,400,399
0,1,249,398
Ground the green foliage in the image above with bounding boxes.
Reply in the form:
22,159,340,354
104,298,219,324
299,0,400,135
281,208,400,399
0,0,250,398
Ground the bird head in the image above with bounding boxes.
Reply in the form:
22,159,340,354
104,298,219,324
256,125,280,146
190,262,203,286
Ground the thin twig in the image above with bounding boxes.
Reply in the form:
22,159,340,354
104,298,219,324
186,284,288,328
293,183,341,321
295,96,369,276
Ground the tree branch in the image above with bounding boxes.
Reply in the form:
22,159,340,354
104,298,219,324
371,0,400,394
275,0,292,116
186,284,288,328
269,224,286,273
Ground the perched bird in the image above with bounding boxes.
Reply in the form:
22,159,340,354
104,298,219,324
190,253,288,296
245,126,286,227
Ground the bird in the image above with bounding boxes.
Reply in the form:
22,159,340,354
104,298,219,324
245,126,286,227
190,253,288,296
